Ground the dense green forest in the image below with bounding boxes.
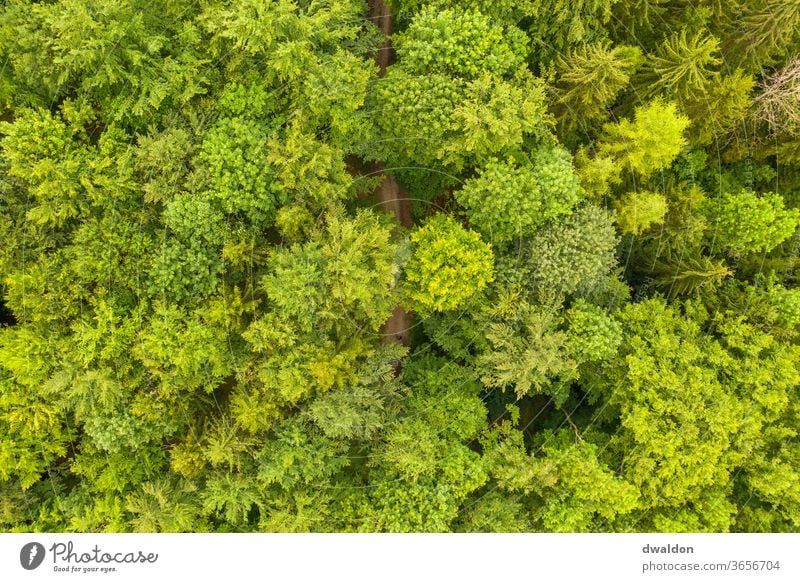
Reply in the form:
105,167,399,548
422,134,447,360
1,0,799,533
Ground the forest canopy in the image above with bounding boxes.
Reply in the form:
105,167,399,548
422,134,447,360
1,0,799,533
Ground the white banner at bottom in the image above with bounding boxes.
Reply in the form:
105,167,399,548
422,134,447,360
1,533,797,582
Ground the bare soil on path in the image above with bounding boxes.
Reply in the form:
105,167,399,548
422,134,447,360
367,0,414,347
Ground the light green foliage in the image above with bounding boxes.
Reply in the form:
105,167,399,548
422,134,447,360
524,204,619,298
147,239,222,301
164,193,225,244
729,0,800,70
388,0,530,22
134,301,235,397
554,43,643,130
228,207,403,430
0,328,71,489
529,431,640,532
366,6,550,170
453,71,551,164
479,298,577,403
255,419,349,492
657,182,709,249
455,492,532,532
585,298,800,530
262,206,400,333
484,423,639,531
0,107,91,227
1,0,799,535
616,191,668,235
0,0,209,124
693,70,754,146
394,9,528,79
707,190,800,254
197,116,285,224
526,0,618,64
455,146,583,242
478,291,622,404
135,127,194,204
366,71,463,167
69,212,153,298
600,99,690,177
358,357,489,532
566,300,622,362
651,255,733,300
711,275,800,337
266,124,353,211
770,286,800,329
368,69,550,169
154,192,226,301
593,298,746,512
404,214,494,312
127,479,208,532
421,309,490,362
200,0,370,64
715,313,800,530
0,0,395,533
573,148,620,198
301,50,378,147
303,344,405,441
649,31,721,101
529,145,586,220
644,31,754,145
199,0,378,147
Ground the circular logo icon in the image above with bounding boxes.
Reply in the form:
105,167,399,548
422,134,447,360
20,542,46,570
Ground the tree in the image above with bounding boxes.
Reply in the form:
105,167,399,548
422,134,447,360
348,356,489,532
0,0,210,126
393,9,528,79
403,214,494,312
196,116,285,225
726,0,800,70
642,31,754,146
476,291,622,404
367,68,551,170
234,206,403,426
364,7,550,170
707,190,800,255
387,0,532,23
599,98,690,178
754,57,800,136
498,204,618,299
479,296,577,403
585,297,800,531
525,0,619,66
615,190,668,235
553,43,643,132
648,31,721,102
484,425,640,532
455,145,584,242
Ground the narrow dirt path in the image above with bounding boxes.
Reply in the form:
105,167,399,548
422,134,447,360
367,0,414,348
369,0,394,73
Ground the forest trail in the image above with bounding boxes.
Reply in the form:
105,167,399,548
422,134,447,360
368,0,414,347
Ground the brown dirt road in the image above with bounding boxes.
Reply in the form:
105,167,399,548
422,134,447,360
367,0,414,348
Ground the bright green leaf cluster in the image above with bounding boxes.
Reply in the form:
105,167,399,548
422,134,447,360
708,190,800,254
525,204,619,298
456,146,584,242
615,190,669,235
404,214,494,312
395,9,528,79
600,99,690,177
